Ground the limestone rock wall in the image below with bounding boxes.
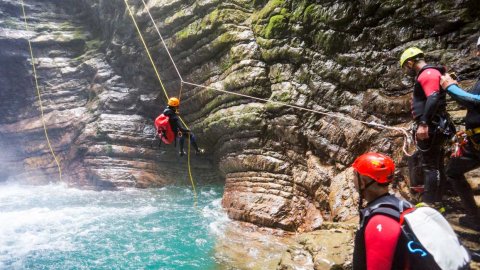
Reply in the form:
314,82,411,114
0,0,220,188
1,0,479,230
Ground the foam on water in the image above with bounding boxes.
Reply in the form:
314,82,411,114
0,183,226,270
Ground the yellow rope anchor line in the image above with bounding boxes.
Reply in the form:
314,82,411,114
187,135,198,207
124,0,416,205
20,0,63,182
123,0,197,205
123,0,169,102
122,0,189,128
138,0,415,157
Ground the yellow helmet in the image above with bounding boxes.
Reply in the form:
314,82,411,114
168,97,180,107
399,47,424,67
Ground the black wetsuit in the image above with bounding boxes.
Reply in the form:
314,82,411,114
445,79,480,221
353,194,412,270
163,106,200,153
411,66,450,203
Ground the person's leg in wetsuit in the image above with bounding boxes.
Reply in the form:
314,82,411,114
179,132,201,156
416,129,446,204
446,142,480,230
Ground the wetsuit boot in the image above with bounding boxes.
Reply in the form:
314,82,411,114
446,146,480,230
179,136,186,156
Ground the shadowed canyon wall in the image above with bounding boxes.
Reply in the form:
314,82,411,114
1,0,479,231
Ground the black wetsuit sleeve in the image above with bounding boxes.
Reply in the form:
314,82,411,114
171,114,189,133
420,92,441,123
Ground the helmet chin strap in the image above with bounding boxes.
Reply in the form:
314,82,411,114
357,172,364,216
358,173,376,216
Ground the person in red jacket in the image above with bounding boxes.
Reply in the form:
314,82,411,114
352,152,412,270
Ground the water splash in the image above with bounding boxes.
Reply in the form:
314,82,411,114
0,183,225,269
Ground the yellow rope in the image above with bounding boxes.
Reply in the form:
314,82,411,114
139,0,415,157
123,0,197,201
20,0,63,182
123,0,190,129
187,135,198,207
123,0,169,102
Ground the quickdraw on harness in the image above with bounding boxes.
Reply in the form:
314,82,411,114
451,131,468,157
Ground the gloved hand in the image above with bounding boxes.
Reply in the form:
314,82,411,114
440,74,458,90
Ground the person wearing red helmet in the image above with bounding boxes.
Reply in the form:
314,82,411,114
352,152,413,270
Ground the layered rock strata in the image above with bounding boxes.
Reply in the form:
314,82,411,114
0,0,219,188
1,0,479,231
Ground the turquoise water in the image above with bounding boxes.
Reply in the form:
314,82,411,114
0,184,228,270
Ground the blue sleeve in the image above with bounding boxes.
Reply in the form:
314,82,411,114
446,84,480,109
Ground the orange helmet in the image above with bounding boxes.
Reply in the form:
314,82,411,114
168,97,180,107
352,152,395,184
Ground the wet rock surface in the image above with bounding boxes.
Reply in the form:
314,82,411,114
0,0,220,188
2,0,480,268
1,0,480,259
214,220,356,270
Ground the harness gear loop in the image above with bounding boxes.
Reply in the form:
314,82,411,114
21,0,63,182
451,131,468,157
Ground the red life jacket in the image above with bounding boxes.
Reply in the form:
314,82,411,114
154,114,175,144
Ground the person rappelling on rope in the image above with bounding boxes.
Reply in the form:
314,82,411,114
154,97,204,156
400,47,455,206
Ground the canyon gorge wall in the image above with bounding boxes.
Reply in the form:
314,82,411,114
1,0,479,231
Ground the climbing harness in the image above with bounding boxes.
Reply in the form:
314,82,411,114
466,127,480,151
452,131,468,157
20,0,63,182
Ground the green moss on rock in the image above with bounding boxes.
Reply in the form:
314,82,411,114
86,39,102,51
313,30,347,55
175,9,248,44
265,15,288,39
253,0,286,21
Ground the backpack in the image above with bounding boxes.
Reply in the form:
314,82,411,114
154,114,175,144
365,199,471,270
